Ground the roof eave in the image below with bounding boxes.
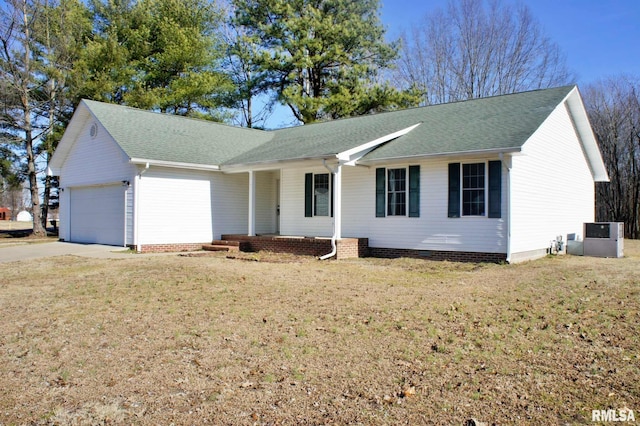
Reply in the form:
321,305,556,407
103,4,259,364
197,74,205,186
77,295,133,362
221,154,341,173
563,87,610,182
129,157,221,171
357,147,523,165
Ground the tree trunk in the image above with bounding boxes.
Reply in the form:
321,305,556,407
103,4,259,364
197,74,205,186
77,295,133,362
20,0,45,237
26,127,45,236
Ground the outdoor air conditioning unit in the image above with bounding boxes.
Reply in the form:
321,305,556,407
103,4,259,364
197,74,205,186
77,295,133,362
583,222,624,258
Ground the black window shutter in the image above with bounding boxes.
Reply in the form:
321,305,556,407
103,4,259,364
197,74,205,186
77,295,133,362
448,163,460,218
330,173,335,218
488,160,502,218
375,168,386,217
408,165,420,217
304,173,313,217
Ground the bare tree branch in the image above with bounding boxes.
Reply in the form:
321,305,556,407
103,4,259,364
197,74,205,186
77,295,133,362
394,0,574,105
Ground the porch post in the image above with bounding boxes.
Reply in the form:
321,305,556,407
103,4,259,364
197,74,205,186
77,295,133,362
248,170,256,236
334,164,342,239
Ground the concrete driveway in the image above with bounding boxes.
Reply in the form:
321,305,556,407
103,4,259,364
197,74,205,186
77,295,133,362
0,241,137,263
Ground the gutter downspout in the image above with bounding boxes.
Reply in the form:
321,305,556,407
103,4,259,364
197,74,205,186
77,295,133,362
319,160,342,260
134,162,150,252
500,154,512,263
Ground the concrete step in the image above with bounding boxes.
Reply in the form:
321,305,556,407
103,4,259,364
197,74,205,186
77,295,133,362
202,244,239,252
211,239,241,247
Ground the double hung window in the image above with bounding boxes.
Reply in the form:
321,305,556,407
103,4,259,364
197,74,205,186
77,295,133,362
462,163,485,216
448,161,502,218
375,165,420,218
304,173,332,217
314,173,330,216
387,168,407,216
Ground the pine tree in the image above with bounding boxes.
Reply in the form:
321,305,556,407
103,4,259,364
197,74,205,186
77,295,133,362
233,0,420,124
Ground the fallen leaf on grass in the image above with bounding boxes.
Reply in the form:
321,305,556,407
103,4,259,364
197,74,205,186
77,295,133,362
401,386,416,398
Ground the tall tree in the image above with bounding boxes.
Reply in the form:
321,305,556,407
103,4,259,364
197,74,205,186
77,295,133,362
222,19,273,128
83,0,232,118
233,0,420,124
33,0,92,227
584,76,640,239
0,0,46,235
395,0,573,105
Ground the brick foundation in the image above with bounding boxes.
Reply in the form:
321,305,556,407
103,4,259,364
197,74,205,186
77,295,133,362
133,237,505,263
368,247,507,263
222,235,369,260
133,243,208,253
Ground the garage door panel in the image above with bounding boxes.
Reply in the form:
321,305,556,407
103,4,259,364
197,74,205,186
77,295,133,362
70,185,125,246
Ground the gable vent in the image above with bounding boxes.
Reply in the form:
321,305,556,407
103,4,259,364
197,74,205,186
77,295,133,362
90,123,98,138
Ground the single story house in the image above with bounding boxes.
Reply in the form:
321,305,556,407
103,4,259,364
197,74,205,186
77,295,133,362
48,85,608,262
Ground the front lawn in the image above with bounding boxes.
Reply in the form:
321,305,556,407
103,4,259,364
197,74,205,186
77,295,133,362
1,242,638,424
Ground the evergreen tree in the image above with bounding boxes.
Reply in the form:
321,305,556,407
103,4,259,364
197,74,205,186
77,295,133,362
233,0,419,124
83,0,233,117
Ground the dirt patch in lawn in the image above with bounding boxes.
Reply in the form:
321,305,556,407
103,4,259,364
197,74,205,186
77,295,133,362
0,243,638,425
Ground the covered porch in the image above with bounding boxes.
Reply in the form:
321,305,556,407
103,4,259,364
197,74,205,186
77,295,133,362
235,163,364,259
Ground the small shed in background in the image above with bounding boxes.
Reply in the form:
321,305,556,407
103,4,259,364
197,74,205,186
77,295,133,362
0,207,10,220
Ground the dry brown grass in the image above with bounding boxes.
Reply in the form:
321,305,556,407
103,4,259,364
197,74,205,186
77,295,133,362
0,221,57,244
1,241,638,425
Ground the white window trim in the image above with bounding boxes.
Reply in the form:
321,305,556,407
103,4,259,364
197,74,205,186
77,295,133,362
461,161,488,217
387,167,408,217
313,172,331,217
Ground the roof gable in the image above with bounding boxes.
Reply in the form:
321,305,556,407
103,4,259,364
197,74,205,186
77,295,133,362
51,100,274,172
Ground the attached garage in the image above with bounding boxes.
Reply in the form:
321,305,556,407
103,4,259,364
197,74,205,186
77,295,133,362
69,184,126,246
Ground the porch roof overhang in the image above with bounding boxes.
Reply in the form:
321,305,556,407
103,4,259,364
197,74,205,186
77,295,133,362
220,123,423,173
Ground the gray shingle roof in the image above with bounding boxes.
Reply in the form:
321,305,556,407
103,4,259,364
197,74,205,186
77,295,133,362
82,100,273,166
226,85,575,165
361,85,574,162
80,85,575,168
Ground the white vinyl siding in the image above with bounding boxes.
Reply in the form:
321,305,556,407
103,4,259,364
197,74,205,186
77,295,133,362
137,168,214,245
509,102,595,258
280,168,333,237
125,185,134,245
58,120,136,187
277,160,506,253
341,161,506,253
211,172,249,238
57,120,136,243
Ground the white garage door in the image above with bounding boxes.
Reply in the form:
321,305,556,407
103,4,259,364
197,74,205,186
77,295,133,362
70,185,125,246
